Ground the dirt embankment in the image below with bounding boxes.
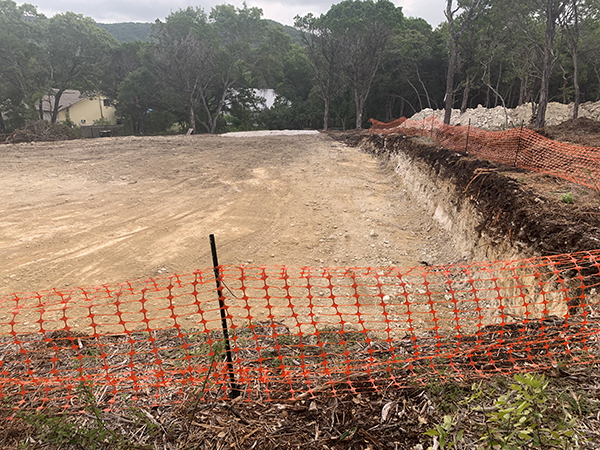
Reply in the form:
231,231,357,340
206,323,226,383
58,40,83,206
336,128,600,261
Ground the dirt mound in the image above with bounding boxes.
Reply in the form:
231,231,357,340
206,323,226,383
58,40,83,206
408,100,600,132
7,121,79,144
543,117,600,147
551,116,600,133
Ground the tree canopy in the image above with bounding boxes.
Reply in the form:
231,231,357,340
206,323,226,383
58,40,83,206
2,0,600,134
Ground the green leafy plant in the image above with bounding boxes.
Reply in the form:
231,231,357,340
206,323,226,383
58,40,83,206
561,192,574,204
424,414,464,450
21,381,150,449
478,373,578,449
93,117,113,126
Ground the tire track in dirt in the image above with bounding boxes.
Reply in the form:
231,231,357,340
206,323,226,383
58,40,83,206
0,133,459,298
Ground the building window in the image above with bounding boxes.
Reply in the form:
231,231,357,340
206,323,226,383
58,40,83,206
103,99,110,107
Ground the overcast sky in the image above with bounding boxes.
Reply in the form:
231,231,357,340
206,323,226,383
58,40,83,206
25,0,446,28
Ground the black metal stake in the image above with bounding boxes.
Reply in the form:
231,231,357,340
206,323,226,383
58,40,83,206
464,118,471,155
514,120,524,167
209,234,241,399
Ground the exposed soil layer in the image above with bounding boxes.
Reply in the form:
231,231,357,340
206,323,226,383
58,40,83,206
541,117,600,147
0,133,457,299
338,128,600,260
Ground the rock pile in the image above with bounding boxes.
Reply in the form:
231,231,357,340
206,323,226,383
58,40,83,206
409,100,600,131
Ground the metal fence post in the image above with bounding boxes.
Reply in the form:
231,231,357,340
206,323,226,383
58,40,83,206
464,118,471,155
209,234,241,399
514,120,524,167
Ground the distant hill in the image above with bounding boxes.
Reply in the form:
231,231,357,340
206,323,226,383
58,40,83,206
265,20,303,45
96,22,153,43
97,20,303,45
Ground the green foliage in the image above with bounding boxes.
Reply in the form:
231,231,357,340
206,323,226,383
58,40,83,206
92,117,112,125
424,414,464,450
562,192,575,203
3,0,600,134
96,22,153,43
425,373,582,450
116,66,157,134
479,373,578,449
21,381,151,449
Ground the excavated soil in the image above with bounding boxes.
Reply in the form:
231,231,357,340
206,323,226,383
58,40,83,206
339,118,600,261
2,123,600,450
0,132,457,299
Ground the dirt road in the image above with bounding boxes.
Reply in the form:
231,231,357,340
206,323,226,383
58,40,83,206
0,132,458,298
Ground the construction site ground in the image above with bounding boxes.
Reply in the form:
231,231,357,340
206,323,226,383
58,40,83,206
0,132,459,299
1,118,600,449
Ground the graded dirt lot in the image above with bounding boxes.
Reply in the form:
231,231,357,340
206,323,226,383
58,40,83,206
0,132,457,298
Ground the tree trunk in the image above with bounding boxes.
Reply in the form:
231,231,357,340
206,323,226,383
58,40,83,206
355,88,363,129
416,66,432,109
461,75,472,113
595,67,600,101
407,79,423,110
0,108,5,134
323,98,330,130
506,80,515,108
189,93,196,135
535,0,559,128
444,37,458,124
494,62,502,107
518,75,528,105
385,96,393,122
571,0,580,119
572,47,580,118
51,88,66,124
561,65,568,104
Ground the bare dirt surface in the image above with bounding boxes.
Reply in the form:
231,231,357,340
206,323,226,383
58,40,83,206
2,125,600,450
0,132,457,299
351,117,600,261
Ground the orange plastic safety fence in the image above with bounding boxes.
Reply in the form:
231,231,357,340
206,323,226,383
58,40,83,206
1,250,600,415
369,115,600,190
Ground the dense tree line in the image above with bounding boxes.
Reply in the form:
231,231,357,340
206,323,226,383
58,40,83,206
1,0,600,135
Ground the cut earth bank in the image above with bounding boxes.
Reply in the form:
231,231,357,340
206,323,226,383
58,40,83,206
340,117,600,263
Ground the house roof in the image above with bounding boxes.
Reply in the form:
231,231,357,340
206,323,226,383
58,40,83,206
42,90,88,113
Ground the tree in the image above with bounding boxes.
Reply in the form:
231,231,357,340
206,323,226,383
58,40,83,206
559,0,599,118
100,41,149,102
0,0,46,132
294,13,342,130
443,0,489,124
153,4,272,134
116,67,157,134
199,4,267,133
379,17,438,119
535,0,565,127
323,0,403,129
44,12,118,123
152,8,213,134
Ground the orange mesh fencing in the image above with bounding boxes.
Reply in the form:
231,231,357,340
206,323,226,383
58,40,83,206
369,115,600,190
1,250,600,415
